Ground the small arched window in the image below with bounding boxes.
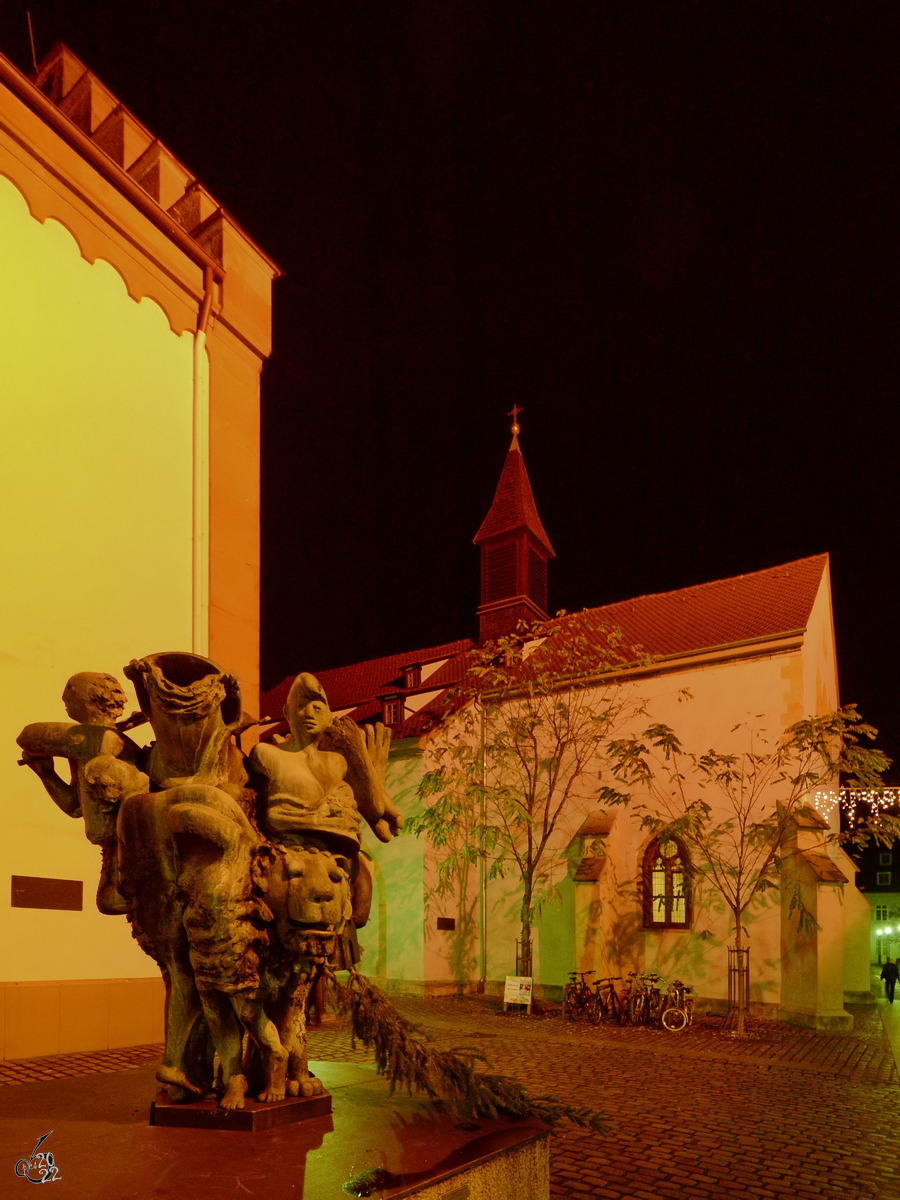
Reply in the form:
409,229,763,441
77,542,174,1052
642,837,691,929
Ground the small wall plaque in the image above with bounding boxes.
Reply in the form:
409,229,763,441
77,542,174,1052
11,875,83,911
436,916,456,931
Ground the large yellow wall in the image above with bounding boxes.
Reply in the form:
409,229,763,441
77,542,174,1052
0,53,274,1057
0,172,194,983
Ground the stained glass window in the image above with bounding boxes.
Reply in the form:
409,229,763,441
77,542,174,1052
643,837,691,929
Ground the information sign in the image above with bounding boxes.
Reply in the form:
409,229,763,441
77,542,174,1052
503,976,533,1010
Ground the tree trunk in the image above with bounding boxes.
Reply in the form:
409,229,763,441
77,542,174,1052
733,909,746,1037
520,880,533,977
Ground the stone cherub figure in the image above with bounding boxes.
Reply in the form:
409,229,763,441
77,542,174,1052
17,672,149,914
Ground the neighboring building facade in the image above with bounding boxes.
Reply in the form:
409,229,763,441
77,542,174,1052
1,44,277,1058
836,789,900,964
264,431,871,1029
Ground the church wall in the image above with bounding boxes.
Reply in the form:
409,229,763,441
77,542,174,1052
369,635,849,1018
574,652,794,1009
779,857,854,1029
0,71,273,1056
801,560,840,722
358,745,428,990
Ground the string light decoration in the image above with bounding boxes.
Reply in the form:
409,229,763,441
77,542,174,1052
813,788,900,825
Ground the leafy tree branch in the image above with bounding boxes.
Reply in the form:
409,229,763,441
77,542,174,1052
409,616,649,971
602,704,895,1034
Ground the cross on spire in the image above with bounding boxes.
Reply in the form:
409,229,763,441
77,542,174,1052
508,404,522,436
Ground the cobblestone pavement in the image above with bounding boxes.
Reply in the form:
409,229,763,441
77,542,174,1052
0,1042,163,1085
3,997,899,1199
312,995,900,1200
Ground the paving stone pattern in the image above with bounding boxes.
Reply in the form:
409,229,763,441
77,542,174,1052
3,997,899,1199
0,1042,164,1085
320,996,900,1200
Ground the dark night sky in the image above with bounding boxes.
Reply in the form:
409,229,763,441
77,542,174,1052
4,4,899,772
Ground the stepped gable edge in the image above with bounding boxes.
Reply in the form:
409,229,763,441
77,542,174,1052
18,42,280,275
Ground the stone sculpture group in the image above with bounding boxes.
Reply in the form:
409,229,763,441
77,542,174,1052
17,652,402,1110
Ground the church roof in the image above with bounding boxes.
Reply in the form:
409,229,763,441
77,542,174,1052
568,553,828,661
260,638,474,735
473,436,555,555
259,554,829,741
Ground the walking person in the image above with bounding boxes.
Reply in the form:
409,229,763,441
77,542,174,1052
881,958,898,1003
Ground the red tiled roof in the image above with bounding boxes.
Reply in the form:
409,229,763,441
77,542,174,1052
260,638,474,723
473,437,555,555
564,554,828,661
260,555,829,738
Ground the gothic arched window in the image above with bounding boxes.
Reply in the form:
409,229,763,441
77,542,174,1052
642,837,691,929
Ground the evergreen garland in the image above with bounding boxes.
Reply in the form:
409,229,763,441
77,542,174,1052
326,967,606,1133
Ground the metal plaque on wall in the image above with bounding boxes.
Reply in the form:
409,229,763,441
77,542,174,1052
11,875,83,911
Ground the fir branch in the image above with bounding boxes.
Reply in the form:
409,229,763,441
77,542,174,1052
327,968,606,1133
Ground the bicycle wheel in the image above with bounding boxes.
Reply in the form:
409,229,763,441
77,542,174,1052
629,994,647,1025
587,994,604,1026
661,1006,687,1032
607,991,623,1026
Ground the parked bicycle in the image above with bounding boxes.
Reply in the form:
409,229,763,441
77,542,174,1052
660,979,694,1031
625,971,666,1026
593,976,625,1025
563,970,602,1024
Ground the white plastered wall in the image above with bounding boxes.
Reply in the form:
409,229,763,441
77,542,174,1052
801,563,873,999
602,654,796,1006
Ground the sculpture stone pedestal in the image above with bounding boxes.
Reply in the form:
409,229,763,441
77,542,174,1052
150,1089,332,1131
0,1059,551,1199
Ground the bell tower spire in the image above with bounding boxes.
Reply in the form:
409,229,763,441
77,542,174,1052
473,410,555,644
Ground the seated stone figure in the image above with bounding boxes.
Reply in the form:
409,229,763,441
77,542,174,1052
251,672,403,850
17,672,148,914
